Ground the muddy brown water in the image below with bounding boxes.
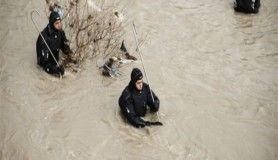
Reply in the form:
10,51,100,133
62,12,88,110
0,0,277,159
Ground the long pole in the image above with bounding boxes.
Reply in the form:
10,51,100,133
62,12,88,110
132,22,155,103
132,22,161,122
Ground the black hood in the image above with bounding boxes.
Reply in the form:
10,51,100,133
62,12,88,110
129,68,143,90
49,11,61,30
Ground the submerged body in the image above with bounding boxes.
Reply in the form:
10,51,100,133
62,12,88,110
234,0,261,13
118,68,161,128
36,11,72,76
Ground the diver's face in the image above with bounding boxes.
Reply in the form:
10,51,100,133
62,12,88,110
53,20,62,30
135,79,143,91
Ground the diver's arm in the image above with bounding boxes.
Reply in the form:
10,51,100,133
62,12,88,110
146,84,160,112
61,31,72,55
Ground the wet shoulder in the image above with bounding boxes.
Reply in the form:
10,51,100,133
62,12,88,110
143,82,150,90
123,86,132,95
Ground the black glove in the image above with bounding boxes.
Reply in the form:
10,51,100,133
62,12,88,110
150,121,163,126
136,121,146,128
145,121,163,126
145,121,151,126
57,66,65,75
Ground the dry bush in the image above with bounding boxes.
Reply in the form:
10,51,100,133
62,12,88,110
45,0,126,71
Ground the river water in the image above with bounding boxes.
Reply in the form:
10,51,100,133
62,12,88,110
0,0,277,159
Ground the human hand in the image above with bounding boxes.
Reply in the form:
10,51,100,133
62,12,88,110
150,121,163,126
145,121,163,126
58,66,65,75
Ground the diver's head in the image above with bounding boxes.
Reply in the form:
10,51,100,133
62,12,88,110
49,11,62,31
131,68,143,91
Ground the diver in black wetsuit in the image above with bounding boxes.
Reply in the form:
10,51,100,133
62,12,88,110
36,11,73,76
234,0,261,13
118,68,162,128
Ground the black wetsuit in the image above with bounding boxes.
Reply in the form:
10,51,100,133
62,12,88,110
36,24,71,75
119,82,160,128
234,0,260,13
